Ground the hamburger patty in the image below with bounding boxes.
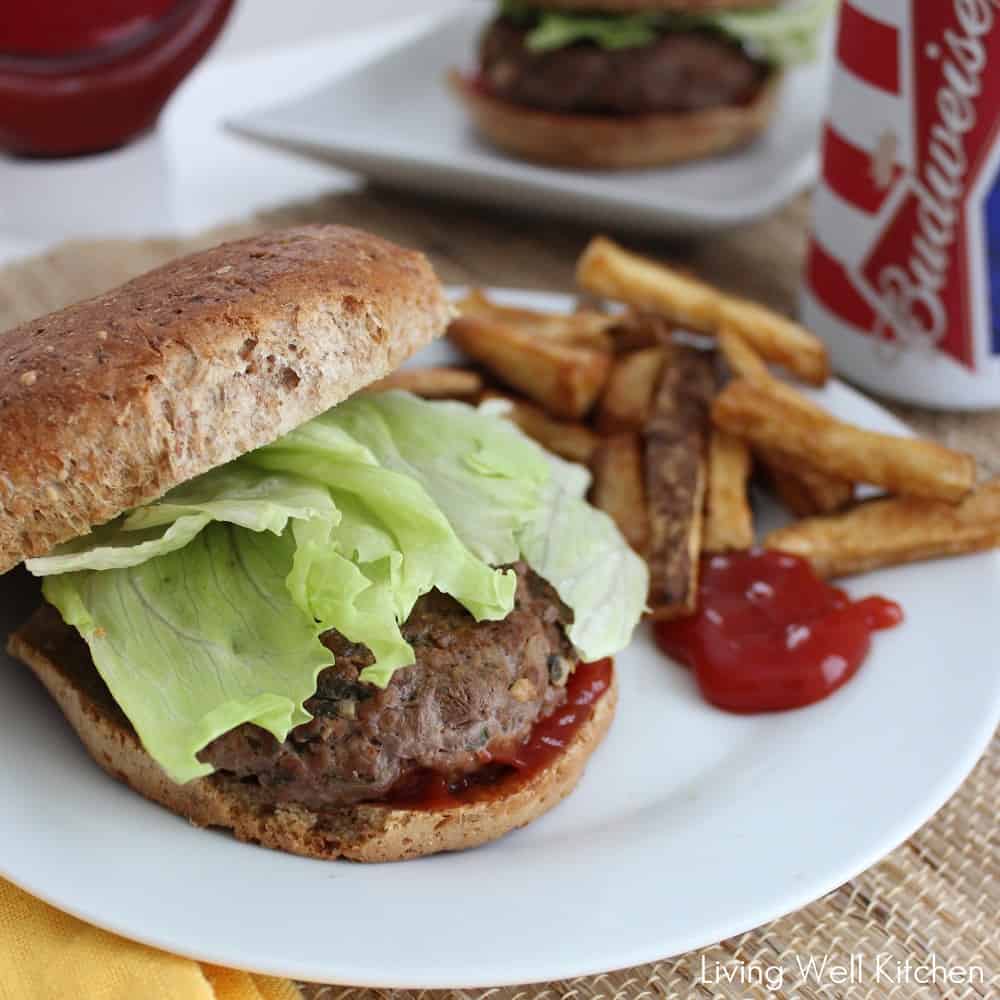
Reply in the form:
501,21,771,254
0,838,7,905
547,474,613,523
479,17,767,115
200,563,576,810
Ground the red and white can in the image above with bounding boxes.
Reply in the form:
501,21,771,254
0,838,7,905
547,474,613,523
801,0,1000,408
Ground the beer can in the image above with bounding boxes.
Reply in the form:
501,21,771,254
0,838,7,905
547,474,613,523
801,0,1000,408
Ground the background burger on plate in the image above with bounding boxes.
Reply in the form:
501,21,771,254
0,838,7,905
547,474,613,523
1,225,646,861
450,0,836,169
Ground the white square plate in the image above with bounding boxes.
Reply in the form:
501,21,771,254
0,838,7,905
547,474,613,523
228,4,832,234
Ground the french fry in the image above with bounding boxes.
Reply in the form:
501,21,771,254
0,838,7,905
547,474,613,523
606,309,673,353
716,326,829,416
576,236,829,385
761,447,854,516
717,296,829,385
716,324,770,382
481,390,599,464
716,325,854,514
578,236,719,331
644,344,716,619
704,430,754,552
765,480,1000,578
712,378,976,503
597,346,666,433
448,315,611,420
456,288,614,352
590,433,649,554
363,367,483,399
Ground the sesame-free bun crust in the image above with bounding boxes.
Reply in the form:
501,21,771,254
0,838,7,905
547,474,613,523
8,606,617,862
449,70,781,169
0,225,451,575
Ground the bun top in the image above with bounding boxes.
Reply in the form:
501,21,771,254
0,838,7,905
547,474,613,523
0,225,450,574
524,0,771,11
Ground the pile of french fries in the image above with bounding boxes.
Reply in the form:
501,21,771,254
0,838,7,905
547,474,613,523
370,236,1000,619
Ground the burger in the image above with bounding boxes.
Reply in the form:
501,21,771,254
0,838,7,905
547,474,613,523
449,0,835,169
1,225,646,861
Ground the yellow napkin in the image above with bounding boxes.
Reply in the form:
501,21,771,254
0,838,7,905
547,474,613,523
0,878,302,1000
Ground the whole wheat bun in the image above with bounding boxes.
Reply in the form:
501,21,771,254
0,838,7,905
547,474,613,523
8,606,617,862
0,225,451,575
449,70,781,169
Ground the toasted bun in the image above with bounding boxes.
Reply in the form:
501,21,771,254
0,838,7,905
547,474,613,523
0,225,451,575
449,70,782,170
525,0,772,10
7,606,617,862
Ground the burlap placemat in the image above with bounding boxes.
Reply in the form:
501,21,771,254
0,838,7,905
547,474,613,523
1,189,996,998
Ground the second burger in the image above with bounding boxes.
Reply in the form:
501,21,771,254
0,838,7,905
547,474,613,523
450,0,836,169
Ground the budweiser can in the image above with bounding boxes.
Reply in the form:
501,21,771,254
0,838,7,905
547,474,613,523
801,0,1000,408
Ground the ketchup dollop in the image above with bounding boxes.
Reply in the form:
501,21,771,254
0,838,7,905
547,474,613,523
387,658,613,810
655,550,902,713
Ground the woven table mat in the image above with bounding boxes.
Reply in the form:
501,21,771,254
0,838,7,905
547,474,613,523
1,188,997,999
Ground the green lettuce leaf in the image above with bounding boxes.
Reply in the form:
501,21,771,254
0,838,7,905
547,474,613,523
26,467,339,575
124,466,340,534
26,517,214,575
501,0,836,66
709,0,837,65
43,524,332,783
317,392,550,565
519,452,649,660
526,12,659,51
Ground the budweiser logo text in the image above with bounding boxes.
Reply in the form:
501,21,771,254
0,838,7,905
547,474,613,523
807,0,1000,372
878,0,998,353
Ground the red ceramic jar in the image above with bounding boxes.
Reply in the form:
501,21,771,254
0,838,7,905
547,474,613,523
0,0,234,157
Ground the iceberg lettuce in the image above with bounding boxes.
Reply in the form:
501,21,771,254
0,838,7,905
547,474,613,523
27,467,339,575
500,0,837,66
519,452,648,661
43,525,332,783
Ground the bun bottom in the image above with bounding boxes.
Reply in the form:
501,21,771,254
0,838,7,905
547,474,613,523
449,69,782,170
7,609,616,862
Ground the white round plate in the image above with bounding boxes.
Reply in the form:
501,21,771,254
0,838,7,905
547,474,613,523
1,289,998,988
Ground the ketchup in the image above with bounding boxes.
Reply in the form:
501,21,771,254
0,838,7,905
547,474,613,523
655,550,902,713
387,658,612,810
